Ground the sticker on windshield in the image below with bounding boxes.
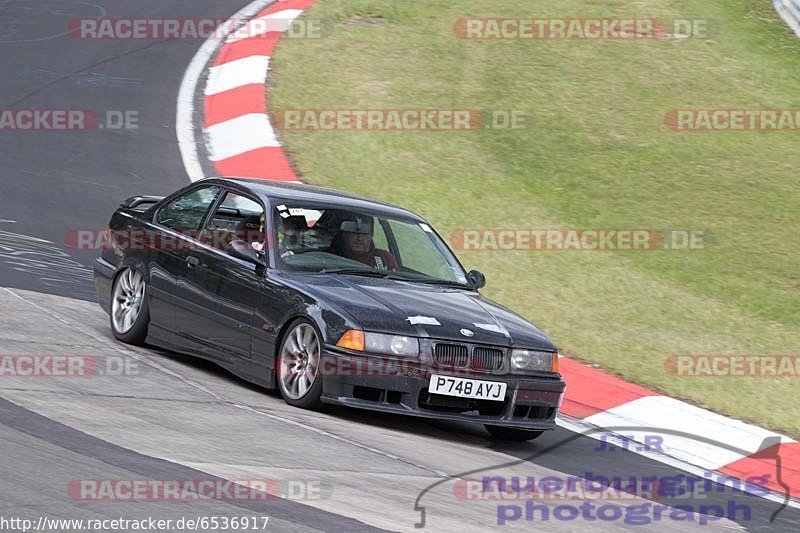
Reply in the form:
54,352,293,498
288,208,305,216
407,316,441,326
419,223,433,233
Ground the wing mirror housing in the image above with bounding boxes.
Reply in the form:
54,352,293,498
466,269,486,290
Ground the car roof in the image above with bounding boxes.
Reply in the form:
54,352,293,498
202,177,425,221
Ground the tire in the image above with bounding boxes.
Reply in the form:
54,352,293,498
484,425,544,442
276,319,324,409
110,267,150,345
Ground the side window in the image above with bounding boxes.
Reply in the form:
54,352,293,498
204,191,265,253
387,219,454,279
156,185,221,233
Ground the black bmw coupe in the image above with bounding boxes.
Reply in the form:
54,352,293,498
95,178,565,441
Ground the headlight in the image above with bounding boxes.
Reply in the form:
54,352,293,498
510,349,556,373
365,332,419,357
336,330,419,357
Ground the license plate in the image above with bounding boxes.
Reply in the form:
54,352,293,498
429,374,507,401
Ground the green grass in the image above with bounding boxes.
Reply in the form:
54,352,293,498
270,0,800,436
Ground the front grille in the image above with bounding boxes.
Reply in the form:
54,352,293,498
434,343,469,368
471,347,504,371
434,343,506,371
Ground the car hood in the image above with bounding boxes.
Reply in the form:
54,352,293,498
282,273,556,350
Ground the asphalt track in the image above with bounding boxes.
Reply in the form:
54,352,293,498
0,1,799,532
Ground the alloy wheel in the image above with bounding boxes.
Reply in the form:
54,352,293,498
279,323,321,400
111,268,145,334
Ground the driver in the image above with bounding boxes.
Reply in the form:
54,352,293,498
331,217,398,271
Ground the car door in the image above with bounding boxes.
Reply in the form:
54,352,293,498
149,184,222,336
175,190,266,361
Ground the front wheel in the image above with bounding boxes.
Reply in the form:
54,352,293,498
110,267,149,345
277,319,324,409
484,425,544,442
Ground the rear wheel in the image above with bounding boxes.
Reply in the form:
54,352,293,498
110,267,149,345
277,320,324,409
484,425,544,442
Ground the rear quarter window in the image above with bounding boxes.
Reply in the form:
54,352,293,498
156,186,221,233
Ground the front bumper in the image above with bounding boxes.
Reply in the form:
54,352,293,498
319,349,565,430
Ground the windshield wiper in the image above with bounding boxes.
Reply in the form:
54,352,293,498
320,269,469,287
382,274,469,288
408,278,469,288
319,268,389,278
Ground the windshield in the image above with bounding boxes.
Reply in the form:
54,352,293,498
272,204,468,285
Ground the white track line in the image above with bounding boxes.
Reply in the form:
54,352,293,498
175,0,275,181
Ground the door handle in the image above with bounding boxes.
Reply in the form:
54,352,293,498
186,256,200,267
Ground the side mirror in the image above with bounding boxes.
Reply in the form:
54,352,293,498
466,269,486,290
230,240,267,268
